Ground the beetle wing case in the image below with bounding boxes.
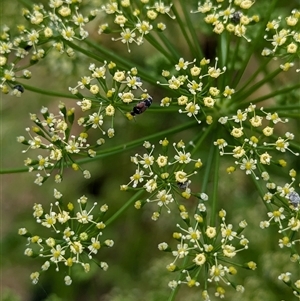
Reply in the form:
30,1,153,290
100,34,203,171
130,96,153,116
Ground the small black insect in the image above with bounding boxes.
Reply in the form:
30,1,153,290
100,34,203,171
130,96,152,116
232,11,242,24
24,45,32,51
177,181,190,190
288,191,300,208
13,84,25,93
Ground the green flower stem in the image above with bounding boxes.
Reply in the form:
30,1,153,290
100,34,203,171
17,0,32,9
288,232,300,256
280,112,300,119
203,266,209,291
65,39,116,63
119,104,181,113
266,103,300,112
251,174,273,212
231,57,272,103
231,0,280,88
220,258,245,268
210,141,220,226
146,106,182,113
219,32,231,91
219,32,230,69
14,62,37,72
242,83,300,106
230,43,257,89
105,190,144,226
71,39,168,89
171,3,197,59
157,32,181,61
230,36,241,70
0,120,197,174
177,0,204,59
289,140,300,152
235,68,282,105
18,83,78,99
167,256,190,301
78,120,198,163
167,280,179,301
191,123,215,156
227,37,241,87
144,34,175,63
200,133,217,196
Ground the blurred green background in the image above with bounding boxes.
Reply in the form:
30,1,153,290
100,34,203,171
1,1,300,301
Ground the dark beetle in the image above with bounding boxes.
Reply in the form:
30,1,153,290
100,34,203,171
13,85,25,93
232,11,242,24
130,96,153,116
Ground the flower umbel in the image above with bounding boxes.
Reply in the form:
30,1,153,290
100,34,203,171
122,139,202,217
160,206,251,298
19,190,113,285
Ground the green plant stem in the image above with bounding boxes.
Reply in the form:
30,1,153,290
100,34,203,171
278,112,300,118
219,32,231,91
0,120,198,174
105,190,144,226
251,174,273,212
234,68,282,105
231,56,272,101
210,142,219,226
157,32,181,61
146,106,182,113
241,83,300,106
177,0,203,58
67,39,163,88
219,33,229,69
289,140,300,152
167,255,190,301
171,2,197,58
266,103,300,112
17,0,32,8
79,120,198,162
167,280,179,301
230,42,258,89
18,83,78,99
191,124,215,156
231,0,280,88
200,138,215,195
228,37,241,86
144,34,175,63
